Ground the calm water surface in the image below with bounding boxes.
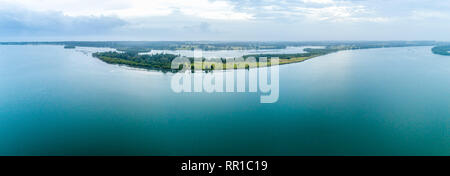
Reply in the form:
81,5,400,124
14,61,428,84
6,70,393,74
0,45,448,155
139,46,323,58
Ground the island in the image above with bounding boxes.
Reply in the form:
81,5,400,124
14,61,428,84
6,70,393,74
91,42,436,72
432,45,450,56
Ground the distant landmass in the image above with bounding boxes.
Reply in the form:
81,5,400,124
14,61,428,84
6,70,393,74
91,48,335,72
432,46,450,56
0,41,442,52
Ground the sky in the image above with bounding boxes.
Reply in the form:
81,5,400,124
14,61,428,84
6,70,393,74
0,0,449,41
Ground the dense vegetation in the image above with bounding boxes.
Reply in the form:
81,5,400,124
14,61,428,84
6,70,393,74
93,51,239,71
93,47,343,71
432,46,450,56
92,52,180,71
64,45,76,49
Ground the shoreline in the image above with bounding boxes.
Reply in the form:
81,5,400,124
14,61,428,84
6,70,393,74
92,52,331,73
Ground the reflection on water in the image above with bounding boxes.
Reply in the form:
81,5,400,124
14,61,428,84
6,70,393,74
0,45,449,156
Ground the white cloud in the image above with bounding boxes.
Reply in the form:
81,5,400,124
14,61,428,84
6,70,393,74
293,4,390,22
296,6,356,21
0,0,253,20
301,0,335,4
175,0,253,20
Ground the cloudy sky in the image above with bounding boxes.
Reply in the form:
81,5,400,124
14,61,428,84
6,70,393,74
1,0,449,41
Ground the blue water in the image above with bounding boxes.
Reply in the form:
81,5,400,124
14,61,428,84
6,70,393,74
0,45,449,155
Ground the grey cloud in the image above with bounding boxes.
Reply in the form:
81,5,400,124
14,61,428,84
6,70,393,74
0,8,127,38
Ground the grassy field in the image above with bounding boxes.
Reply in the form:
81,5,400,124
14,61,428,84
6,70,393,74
278,56,317,65
194,55,321,70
